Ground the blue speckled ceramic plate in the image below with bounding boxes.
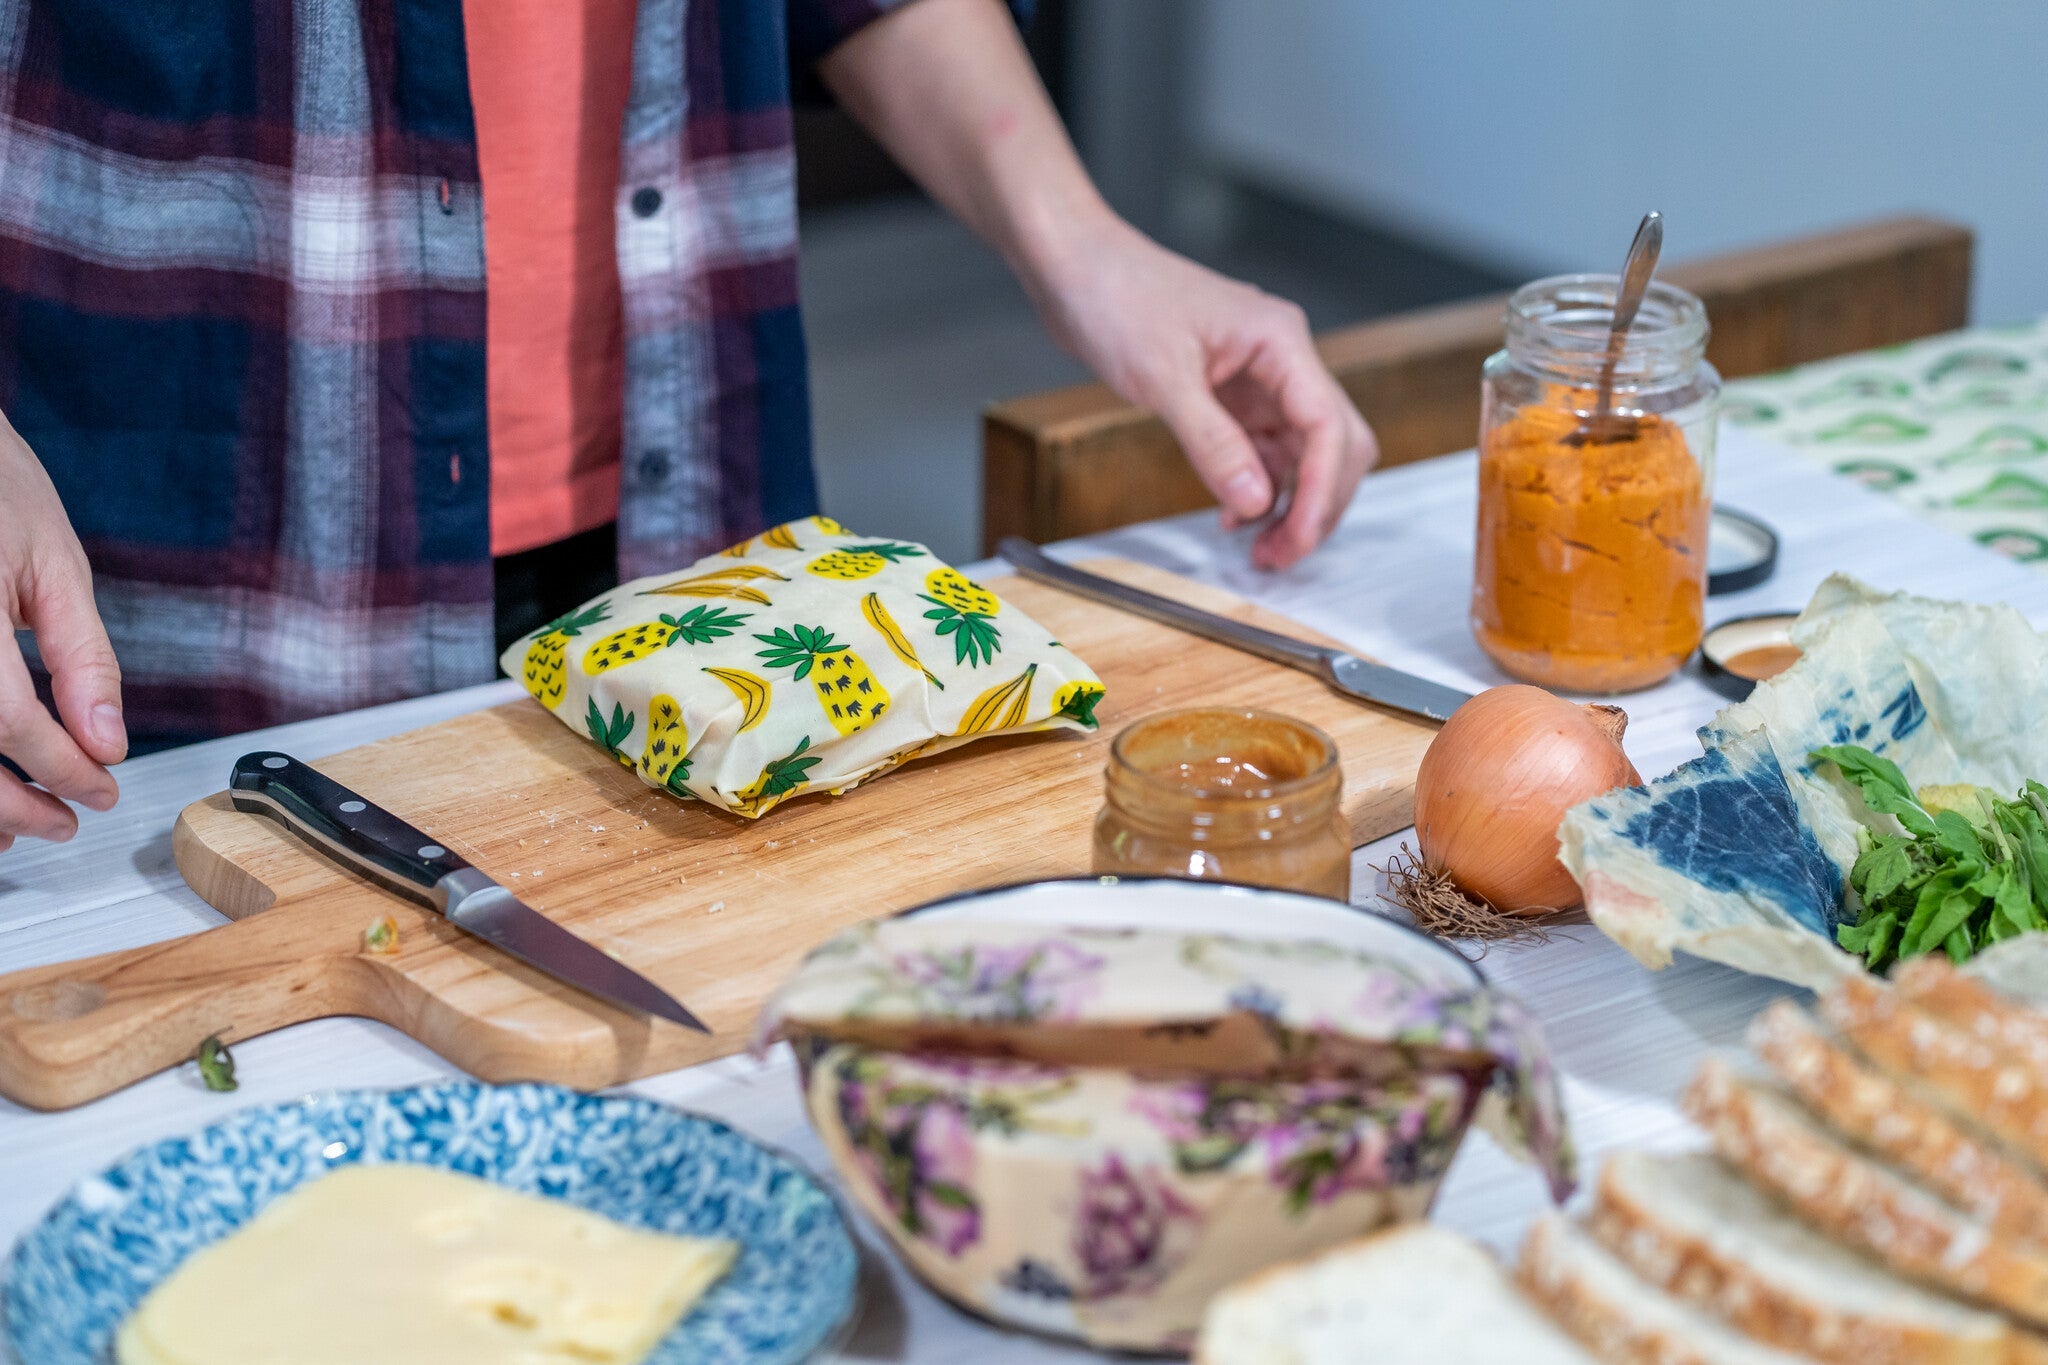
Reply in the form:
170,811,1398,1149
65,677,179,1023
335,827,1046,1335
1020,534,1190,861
3,1081,859,1365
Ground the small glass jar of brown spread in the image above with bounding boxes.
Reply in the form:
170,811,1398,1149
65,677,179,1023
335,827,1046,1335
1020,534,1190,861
1473,275,1720,693
1092,708,1351,900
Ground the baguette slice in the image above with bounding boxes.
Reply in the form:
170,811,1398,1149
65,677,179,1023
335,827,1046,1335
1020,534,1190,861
1686,1055,2048,1328
1824,975,2048,1171
1592,1149,2018,1365
1898,958,2048,1082
1196,1222,1596,1365
1749,999,2048,1239
1519,1213,1812,1365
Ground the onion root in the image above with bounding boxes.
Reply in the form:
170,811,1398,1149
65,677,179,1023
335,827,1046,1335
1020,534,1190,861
1374,843,1563,952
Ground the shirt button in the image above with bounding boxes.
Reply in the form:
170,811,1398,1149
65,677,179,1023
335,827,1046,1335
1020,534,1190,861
631,186,663,218
639,449,671,483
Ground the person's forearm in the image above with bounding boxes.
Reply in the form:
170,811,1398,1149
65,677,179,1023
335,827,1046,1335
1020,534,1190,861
818,0,1119,315
820,0,1380,569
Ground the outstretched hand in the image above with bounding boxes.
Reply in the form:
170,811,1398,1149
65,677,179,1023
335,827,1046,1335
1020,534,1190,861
818,0,1378,570
0,410,123,849
1032,216,1378,569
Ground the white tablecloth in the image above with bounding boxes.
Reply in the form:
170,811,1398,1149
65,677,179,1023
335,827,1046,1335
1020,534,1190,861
6,424,2046,1361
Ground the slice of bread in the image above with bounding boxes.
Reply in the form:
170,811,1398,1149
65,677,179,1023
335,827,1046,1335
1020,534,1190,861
1823,975,2048,1171
1898,958,2048,1082
1749,999,2048,1240
1686,1055,2048,1328
1519,1213,1812,1364
1195,1222,1596,1365
1592,1149,2017,1365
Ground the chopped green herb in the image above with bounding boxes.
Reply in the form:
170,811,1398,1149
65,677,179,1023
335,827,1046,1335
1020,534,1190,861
363,914,399,954
1813,744,2048,971
195,1034,238,1092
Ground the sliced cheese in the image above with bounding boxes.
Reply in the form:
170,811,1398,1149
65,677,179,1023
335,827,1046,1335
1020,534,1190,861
116,1163,736,1365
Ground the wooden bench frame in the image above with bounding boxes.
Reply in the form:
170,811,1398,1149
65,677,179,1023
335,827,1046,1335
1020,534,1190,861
981,215,1973,552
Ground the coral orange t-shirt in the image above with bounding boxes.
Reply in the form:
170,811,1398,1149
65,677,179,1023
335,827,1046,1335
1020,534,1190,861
466,0,638,557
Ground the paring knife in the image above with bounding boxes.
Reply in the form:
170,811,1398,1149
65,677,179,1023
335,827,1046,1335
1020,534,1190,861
229,752,708,1032
997,537,1473,724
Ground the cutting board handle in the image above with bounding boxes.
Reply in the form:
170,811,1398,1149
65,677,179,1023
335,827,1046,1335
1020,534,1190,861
0,909,363,1111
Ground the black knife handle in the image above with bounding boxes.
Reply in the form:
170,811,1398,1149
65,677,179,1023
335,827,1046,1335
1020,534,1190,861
230,752,472,906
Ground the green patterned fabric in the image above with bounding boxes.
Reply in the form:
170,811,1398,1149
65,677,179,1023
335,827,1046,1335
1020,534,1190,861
1725,317,2048,563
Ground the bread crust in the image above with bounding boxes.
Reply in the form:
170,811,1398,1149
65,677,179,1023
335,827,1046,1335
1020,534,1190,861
1590,1154,2011,1365
1519,1214,1791,1365
1750,1000,2048,1240
1897,959,2048,1084
1824,975,2048,1171
1686,1056,2048,1329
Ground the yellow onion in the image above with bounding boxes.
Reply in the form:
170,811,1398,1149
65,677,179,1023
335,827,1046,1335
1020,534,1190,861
1411,684,1641,914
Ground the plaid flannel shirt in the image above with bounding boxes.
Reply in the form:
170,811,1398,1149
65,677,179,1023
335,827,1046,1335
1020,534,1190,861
0,0,924,742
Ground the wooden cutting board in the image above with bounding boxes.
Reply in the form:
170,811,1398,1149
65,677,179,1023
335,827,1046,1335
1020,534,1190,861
0,561,1438,1110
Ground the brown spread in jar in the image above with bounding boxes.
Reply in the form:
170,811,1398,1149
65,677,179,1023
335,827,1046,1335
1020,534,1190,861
1093,709,1351,899
1473,398,1708,692
1723,642,1801,682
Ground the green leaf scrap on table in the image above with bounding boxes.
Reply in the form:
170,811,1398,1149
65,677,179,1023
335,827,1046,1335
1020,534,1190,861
1813,744,2048,971
196,1034,238,1092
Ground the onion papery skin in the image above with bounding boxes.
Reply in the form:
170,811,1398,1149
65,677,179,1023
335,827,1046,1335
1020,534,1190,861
1413,685,1641,914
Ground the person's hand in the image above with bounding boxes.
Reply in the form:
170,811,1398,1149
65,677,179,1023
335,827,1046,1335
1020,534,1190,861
0,410,123,849
817,0,1372,566
1030,214,1379,569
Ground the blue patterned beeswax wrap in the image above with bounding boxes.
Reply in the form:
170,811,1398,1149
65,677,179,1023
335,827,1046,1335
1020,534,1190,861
1561,574,2048,990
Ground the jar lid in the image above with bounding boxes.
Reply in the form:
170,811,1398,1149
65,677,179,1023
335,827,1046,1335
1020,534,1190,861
1708,507,1780,595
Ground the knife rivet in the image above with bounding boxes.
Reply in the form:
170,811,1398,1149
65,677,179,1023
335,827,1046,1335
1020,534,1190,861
418,844,446,860
262,756,288,770
339,800,366,813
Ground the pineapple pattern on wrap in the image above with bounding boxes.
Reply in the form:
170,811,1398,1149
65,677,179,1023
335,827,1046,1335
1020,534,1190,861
921,567,1002,667
733,736,823,817
1051,680,1106,728
638,694,691,794
755,624,891,736
584,699,636,768
808,541,925,581
522,601,609,709
583,604,750,676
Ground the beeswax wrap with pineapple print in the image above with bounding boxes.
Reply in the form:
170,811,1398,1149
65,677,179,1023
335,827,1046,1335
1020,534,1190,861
1725,316,2048,563
501,517,1106,818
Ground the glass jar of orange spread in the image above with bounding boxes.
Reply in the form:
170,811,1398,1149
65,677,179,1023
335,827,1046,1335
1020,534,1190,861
1092,708,1350,900
1473,275,1720,693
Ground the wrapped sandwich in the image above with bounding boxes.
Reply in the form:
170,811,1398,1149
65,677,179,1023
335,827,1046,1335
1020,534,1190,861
502,517,1105,818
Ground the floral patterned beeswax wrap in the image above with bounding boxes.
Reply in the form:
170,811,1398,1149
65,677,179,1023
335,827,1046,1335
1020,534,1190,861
757,918,1574,1203
762,919,1572,1350
500,518,1105,817
804,1043,1478,1350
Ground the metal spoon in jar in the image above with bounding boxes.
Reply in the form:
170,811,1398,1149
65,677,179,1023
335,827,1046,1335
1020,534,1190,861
1569,210,1664,445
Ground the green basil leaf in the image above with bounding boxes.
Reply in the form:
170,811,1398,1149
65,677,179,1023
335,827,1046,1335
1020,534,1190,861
1811,745,1938,837
1864,910,1900,968
1916,889,1978,962
1935,809,1990,862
